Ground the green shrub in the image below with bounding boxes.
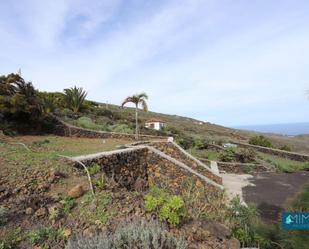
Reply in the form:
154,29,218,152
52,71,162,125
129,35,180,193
279,145,292,151
289,184,309,212
62,108,74,117
95,174,106,190
0,228,22,249
0,206,9,225
109,123,133,134
79,192,112,225
219,148,236,162
94,108,114,119
229,196,262,246
28,226,66,246
65,219,187,249
164,125,182,136
243,165,254,174
236,148,256,163
144,187,185,226
176,136,195,150
0,121,16,136
61,196,76,214
249,135,273,148
75,117,105,130
32,139,50,146
88,163,100,175
194,138,209,150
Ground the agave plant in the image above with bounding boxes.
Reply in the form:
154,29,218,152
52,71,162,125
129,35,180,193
121,92,148,139
63,86,87,113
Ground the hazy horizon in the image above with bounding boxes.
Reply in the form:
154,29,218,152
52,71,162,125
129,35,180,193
234,122,309,135
1,0,309,126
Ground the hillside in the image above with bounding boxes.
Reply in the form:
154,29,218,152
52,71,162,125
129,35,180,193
60,102,309,154
1,75,308,249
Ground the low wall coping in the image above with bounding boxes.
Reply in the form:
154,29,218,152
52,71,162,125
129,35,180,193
232,141,309,159
70,146,146,162
68,145,224,190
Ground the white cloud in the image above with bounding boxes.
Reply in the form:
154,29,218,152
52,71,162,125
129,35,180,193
0,0,308,126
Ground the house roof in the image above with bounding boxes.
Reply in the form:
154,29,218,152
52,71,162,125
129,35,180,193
145,118,166,123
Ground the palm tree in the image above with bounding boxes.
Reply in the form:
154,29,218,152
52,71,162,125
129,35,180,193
63,86,87,113
121,92,148,139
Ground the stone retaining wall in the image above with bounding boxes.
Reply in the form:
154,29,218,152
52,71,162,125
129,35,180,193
146,141,222,184
232,141,309,162
51,115,168,141
72,147,149,190
70,145,223,194
198,158,269,174
147,151,218,194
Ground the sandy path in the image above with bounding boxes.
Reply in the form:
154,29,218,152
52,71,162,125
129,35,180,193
221,173,253,204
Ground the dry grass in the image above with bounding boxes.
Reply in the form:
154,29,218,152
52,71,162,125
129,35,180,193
0,135,131,184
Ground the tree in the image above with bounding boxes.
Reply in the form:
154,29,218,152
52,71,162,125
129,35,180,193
0,73,42,119
121,92,148,139
63,86,87,113
38,92,65,114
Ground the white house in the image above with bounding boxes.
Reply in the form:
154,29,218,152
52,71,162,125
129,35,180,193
145,118,166,130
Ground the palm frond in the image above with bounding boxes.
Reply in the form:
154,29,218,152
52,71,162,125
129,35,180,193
121,97,135,107
139,99,148,111
63,86,87,113
136,92,148,100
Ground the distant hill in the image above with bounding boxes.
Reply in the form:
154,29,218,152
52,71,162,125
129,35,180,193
235,122,309,136
61,102,309,154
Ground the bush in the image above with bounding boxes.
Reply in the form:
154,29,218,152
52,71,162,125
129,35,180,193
61,196,76,214
65,219,187,249
94,174,106,190
219,148,236,162
176,136,195,150
109,123,133,134
0,206,9,225
94,108,114,119
144,187,185,226
279,145,292,151
164,125,182,136
0,228,22,249
229,197,264,247
62,108,74,117
236,148,256,163
88,163,100,175
249,135,273,148
0,120,16,136
194,138,209,150
75,117,105,130
28,226,66,246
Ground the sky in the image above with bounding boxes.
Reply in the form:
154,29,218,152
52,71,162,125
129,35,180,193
0,0,308,127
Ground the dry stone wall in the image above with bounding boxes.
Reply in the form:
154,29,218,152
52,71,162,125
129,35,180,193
147,151,218,194
232,141,309,162
70,144,223,194
198,158,269,174
147,141,222,184
72,147,149,190
51,115,168,141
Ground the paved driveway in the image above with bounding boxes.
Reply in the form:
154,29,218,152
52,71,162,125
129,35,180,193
242,171,309,222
